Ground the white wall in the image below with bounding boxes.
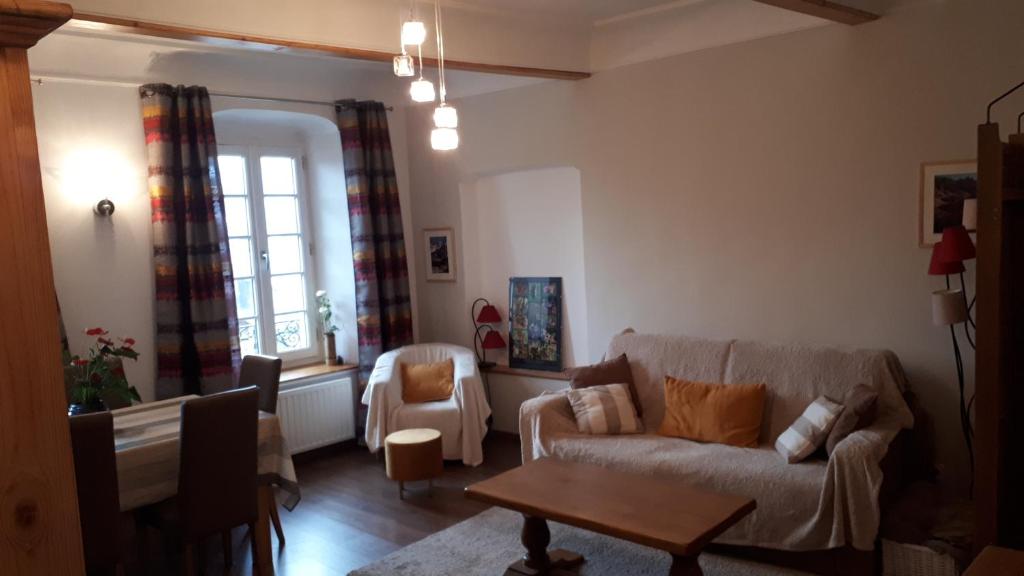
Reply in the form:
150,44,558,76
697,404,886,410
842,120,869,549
35,83,155,398
408,0,1024,492
31,37,420,400
461,167,588,367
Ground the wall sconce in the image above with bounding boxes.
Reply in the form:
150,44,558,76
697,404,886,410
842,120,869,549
93,198,115,217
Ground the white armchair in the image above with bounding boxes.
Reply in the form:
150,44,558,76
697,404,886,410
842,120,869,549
361,343,491,466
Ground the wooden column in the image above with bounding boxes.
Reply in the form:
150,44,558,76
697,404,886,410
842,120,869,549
0,1,82,574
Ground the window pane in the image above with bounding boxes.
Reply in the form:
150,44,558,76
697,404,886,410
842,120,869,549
268,235,303,275
229,238,253,278
224,197,250,237
235,278,257,318
239,318,259,356
270,273,305,314
219,155,247,196
264,197,299,235
260,156,297,195
275,312,309,352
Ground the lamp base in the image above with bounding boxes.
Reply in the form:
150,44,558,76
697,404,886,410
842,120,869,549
478,361,497,370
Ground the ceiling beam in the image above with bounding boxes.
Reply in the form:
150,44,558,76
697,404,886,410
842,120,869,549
750,0,879,25
65,12,592,81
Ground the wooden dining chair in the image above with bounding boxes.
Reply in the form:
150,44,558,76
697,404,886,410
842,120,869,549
140,387,260,575
238,354,286,545
238,354,283,414
69,411,123,576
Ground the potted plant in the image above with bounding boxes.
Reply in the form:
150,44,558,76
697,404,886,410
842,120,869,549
66,327,141,415
315,290,340,366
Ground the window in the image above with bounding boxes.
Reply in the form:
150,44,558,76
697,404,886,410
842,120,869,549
219,146,317,364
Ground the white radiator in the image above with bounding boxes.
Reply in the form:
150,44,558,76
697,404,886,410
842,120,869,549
277,374,355,454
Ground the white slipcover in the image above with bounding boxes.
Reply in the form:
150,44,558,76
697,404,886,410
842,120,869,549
362,343,491,466
520,332,915,552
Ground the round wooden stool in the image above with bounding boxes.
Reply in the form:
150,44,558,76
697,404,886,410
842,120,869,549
384,428,443,499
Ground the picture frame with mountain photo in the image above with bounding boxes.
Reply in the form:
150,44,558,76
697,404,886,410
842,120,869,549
919,160,977,247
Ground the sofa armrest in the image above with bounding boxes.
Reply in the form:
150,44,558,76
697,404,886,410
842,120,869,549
361,349,403,453
518,391,577,463
826,420,903,551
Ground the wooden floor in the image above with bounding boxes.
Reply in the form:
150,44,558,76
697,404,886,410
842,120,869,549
126,433,522,575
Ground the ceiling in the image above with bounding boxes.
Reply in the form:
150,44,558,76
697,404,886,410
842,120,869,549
443,0,691,23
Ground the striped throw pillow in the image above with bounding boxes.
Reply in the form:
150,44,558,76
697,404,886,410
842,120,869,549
566,383,642,435
775,396,844,463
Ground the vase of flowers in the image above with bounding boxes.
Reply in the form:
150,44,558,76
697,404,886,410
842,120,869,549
316,290,340,366
66,328,141,416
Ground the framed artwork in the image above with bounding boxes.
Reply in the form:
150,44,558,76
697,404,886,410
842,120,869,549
423,228,456,282
508,277,563,371
920,160,977,246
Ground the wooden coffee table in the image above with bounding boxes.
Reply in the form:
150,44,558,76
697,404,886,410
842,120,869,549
465,458,755,576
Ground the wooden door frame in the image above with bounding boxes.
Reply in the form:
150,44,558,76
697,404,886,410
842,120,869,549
0,1,83,573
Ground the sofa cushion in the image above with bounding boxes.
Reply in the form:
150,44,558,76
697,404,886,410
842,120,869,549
567,383,641,435
775,396,844,463
568,353,642,417
605,334,735,431
658,378,766,448
826,384,879,456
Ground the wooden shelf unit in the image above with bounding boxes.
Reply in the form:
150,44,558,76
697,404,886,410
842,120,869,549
482,364,572,381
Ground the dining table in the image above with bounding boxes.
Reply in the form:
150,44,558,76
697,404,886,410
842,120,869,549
111,395,300,575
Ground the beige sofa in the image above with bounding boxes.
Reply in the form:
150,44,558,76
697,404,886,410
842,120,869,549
519,332,914,553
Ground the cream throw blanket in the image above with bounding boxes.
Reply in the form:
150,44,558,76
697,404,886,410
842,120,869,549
520,332,913,551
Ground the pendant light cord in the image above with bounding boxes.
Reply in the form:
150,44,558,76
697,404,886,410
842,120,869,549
435,0,446,103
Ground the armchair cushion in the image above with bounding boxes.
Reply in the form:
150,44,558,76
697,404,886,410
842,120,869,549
400,359,455,403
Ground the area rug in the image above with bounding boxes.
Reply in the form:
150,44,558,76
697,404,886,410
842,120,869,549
348,507,814,576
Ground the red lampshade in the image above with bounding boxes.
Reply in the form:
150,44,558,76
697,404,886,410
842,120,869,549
935,225,976,263
928,241,966,275
481,330,506,350
476,304,501,324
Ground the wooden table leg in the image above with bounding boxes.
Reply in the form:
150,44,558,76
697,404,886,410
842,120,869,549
255,485,274,575
507,515,583,575
669,554,703,576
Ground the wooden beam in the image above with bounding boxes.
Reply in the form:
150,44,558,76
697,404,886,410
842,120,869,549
0,1,85,574
751,0,879,25
66,12,592,81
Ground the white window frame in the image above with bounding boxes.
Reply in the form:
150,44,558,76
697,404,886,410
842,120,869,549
219,144,320,367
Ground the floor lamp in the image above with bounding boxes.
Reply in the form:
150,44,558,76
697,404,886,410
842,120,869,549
928,206,978,493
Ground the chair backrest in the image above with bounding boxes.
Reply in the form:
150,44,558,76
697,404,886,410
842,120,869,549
238,354,282,413
179,386,259,540
69,411,121,571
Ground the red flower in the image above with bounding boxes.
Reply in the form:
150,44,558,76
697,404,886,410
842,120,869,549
122,338,136,347
72,359,89,367
98,337,114,346
90,373,102,384
85,327,108,336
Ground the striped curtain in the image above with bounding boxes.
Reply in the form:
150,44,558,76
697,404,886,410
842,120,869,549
141,84,240,399
336,100,414,391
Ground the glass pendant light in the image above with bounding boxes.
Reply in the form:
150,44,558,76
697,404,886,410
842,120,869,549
433,104,458,128
430,127,459,150
429,0,459,150
410,78,435,102
401,21,427,46
393,53,415,77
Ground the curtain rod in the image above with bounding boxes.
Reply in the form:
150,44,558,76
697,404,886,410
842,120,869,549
30,74,393,111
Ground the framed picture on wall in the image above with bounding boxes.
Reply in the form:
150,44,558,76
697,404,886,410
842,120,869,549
920,160,977,246
423,227,456,282
508,277,563,371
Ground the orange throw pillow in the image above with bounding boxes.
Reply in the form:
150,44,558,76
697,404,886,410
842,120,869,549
658,377,767,448
401,359,455,404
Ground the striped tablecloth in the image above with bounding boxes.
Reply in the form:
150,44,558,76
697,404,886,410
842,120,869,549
112,395,300,511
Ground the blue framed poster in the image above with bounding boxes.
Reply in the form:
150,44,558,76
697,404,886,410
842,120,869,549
508,277,563,371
